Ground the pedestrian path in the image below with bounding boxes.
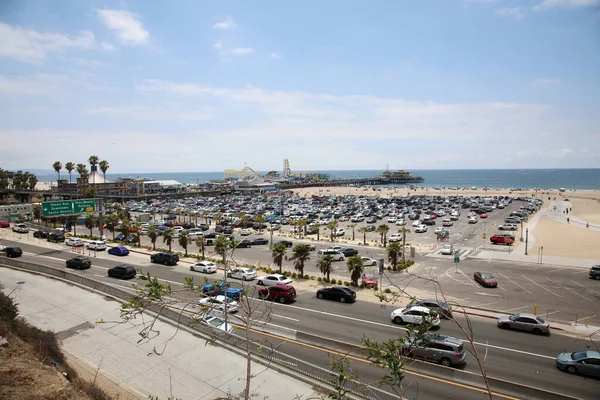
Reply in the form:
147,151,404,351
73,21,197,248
0,268,322,400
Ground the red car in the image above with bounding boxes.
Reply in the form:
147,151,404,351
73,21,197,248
480,213,488,219
490,234,514,245
474,271,497,288
430,215,437,220
0,220,10,228
361,273,378,288
258,284,296,303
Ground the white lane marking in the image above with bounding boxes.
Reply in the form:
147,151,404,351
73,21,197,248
502,305,528,312
570,315,597,324
445,268,478,287
521,275,562,298
272,314,300,322
475,292,500,297
570,280,596,293
497,284,506,292
468,301,500,308
571,270,588,275
545,277,592,301
498,273,533,295
473,342,555,360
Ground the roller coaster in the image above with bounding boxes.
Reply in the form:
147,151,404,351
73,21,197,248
224,166,263,180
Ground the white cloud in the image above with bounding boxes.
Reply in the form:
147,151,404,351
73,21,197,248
0,22,95,63
229,48,254,55
0,75,53,94
496,7,526,18
86,104,213,120
101,42,116,51
95,9,149,45
0,73,118,94
530,78,562,86
213,17,236,30
213,41,223,49
533,0,599,10
270,52,282,59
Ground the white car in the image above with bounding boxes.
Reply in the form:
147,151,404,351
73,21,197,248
415,225,427,233
411,220,422,227
202,314,233,333
66,238,84,247
240,229,252,236
468,216,478,224
391,306,441,327
338,216,350,222
12,223,29,233
228,267,257,281
199,295,239,313
361,256,378,266
442,219,453,227
434,226,444,234
318,249,345,261
188,232,204,239
327,246,343,251
190,261,217,273
87,240,106,250
440,244,455,255
395,219,406,226
387,217,397,223
333,228,345,237
449,215,459,221
388,233,402,242
257,274,293,286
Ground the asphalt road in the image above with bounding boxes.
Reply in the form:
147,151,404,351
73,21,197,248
1,237,598,399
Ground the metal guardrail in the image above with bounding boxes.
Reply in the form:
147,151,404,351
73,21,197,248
0,257,399,400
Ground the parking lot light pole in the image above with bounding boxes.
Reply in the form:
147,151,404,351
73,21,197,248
525,228,529,255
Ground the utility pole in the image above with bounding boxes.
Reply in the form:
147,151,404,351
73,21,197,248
525,228,529,256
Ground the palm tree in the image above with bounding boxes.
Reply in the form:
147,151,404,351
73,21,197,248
179,230,190,256
52,161,62,182
326,220,338,242
298,218,308,237
289,244,311,278
254,214,265,232
347,255,364,286
317,255,334,282
76,164,89,184
315,225,321,241
99,160,109,183
104,213,119,239
195,236,205,260
148,225,158,250
33,204,41,224
88,155,99,188
387,242,401,271
65,162,75,183
214,235,230,265
376,224,390,247
271,243,287,273
349,224,357,241
68,215,78,236
130,222,142,247
213,211,222,228
398,227,411,263
162,228,174,252
358,226,368,245
84,214,97,236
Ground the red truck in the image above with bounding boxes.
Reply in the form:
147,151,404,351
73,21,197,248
490,234,514,245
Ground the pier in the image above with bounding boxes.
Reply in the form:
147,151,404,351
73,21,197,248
277,175,424,190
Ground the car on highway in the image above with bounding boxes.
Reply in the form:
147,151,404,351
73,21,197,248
227,267,257,281
257,274,293,286
274,240,293,248
407,299,453,319
199,295,239,313
108,245,129,256
0,220,10,228
190,261,217,274
107,264,137,279
440,244,455,255
202,314,234,333
317,249,345,261
490,234,514,245
235,239,253,248
202,282,243,299
87,240,106,251
66,238,84,247
497,313,550,335
555,350,600,377
361,272,378,288
391,306,441,327
399,334,466,367
498,223,518,231
339,247,358,257
474,271,497,288
589,265,600,280
361,257,377,266
12,223,29,233
33,230,50,238
415,224,427,233
258,284,297,303
250,237,269,245
1,246,22,258
65,256,91,270
47,232,65,243
150,252,179,266
316,286,356,303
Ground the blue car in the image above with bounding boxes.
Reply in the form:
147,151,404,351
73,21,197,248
108,246,130,256
202,281,243,300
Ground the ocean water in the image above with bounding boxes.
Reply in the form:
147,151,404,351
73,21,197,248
35,169,600,190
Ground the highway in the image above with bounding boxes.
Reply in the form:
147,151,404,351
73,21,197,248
1,237,599,399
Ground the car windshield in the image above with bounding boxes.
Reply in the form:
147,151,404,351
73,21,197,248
243,268,254,273
364,274,374,279
536,317,546,324
206,317,224,327
572,351,587,361
482,273,494,279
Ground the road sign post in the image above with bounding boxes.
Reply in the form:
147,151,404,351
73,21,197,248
42,199,96,218
378,259,384,294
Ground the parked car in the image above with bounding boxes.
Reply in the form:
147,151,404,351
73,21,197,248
589,265,600,280
236,239,253,248
415,225,427,233
66,238,84,247
333,228,345,237
108,245,129,256
389,233,402,242
107,264,137,279
474,271,497,288
258,284,297,303
400,334,466,367
555,350,600,377
423,219,436,226
407,299,453,319
199,295,239,313
201,281,243,299
361,257,378,266
33,230,50,238
47,233,65,242
1,246,22,258
251,237,269,245
0,220,10,228
365,225,376,232
317,249,345,261
497,313,550,335
87,240,106,251
498,223,518,231
480,213,488,219
339,247,358,257
12,223,29,233
227,267,257,281
66,256,91,270
361,272,378,288
202,314,234,333
391,306,441,327
490,234,514,245
257,274,293,286
190,261,217,274
240,229,252,236
440,244,455,255
274,240,293,248
442,219,453,227
150,252,179,266
316,286,356,303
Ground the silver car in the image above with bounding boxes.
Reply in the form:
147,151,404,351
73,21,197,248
497,313,550,335
400,334,466,367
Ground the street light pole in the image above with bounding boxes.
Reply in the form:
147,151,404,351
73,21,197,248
525,228,529,255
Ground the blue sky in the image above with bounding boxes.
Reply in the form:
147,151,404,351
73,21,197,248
1,0,599,173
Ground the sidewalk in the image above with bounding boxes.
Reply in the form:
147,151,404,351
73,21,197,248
0,268,323,400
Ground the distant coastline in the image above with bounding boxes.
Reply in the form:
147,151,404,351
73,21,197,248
32,168,600,191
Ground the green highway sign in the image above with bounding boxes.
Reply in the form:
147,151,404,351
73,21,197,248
42,199,96,217
454,254,460,264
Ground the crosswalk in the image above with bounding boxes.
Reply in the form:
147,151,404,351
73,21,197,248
426,246,471,260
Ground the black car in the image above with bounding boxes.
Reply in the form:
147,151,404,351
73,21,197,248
198,224,210,231
150,252,179,266
590,265,600,280
223,226,233,234
47,233,65,242
275,240,293,248
66,256,91,270
204,232,217,239
366,216,377,223
316,286,356,303
423,219,436,226
236,239,252,248
340,248,359,257
251,237,269,245
215,225,224,233
115,233,137,243
408,299,453,319
2,246,22,258
365,225,376,232
33,230,50,238
108,264,137,279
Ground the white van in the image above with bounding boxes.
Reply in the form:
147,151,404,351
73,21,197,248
317,249,345,261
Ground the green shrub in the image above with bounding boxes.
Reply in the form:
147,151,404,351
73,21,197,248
310,276,316,280
304,275,309,280
387,266,392,271
373,284,378,291
317,277,322,282
283,270,291,277
324,277,330,283
359,283,365,289
343,281,350,286
384,288,392,294
291,272,297,278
